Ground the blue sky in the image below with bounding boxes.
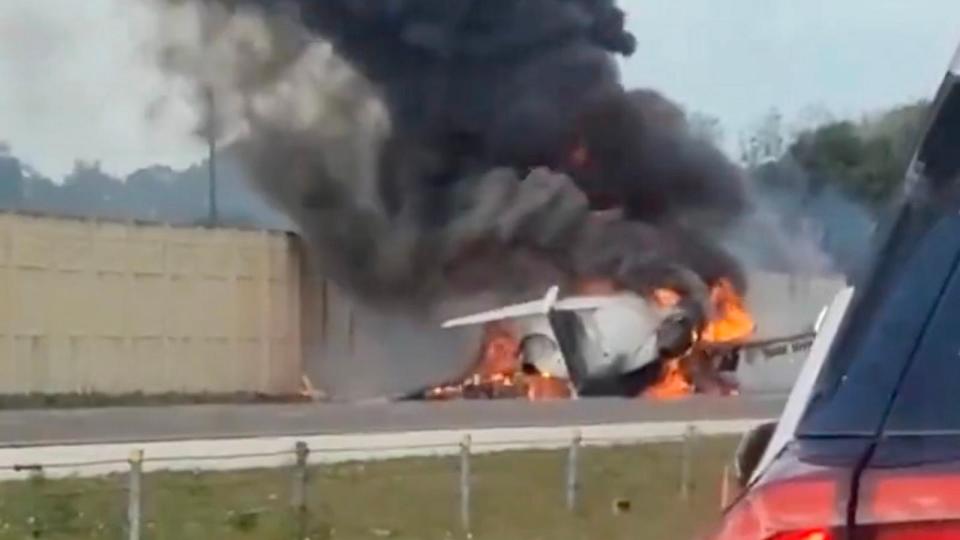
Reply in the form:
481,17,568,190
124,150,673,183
1,0,959,178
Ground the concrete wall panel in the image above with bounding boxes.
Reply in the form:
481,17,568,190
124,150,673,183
0,213,302,396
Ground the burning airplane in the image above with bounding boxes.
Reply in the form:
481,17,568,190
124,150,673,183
412,276,836,401
413,278,757,401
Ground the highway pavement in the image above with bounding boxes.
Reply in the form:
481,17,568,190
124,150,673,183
0,395,786,447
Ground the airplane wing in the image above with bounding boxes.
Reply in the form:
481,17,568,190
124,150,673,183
442,299,552,328
441,286,630,329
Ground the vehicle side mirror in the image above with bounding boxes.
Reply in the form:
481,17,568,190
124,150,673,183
733,421,777,488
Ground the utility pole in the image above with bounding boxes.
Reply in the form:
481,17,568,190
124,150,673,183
205,87,219,226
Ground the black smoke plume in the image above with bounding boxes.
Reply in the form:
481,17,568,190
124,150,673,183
158,0,749,324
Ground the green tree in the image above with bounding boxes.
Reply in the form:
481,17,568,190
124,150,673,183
61,161,125,217
788,102,928,210
744,102,929,276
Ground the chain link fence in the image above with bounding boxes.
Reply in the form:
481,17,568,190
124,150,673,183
0,431,740,540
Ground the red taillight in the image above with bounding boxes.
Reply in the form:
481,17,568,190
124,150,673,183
707,455,960,539
705,466,847,540
864,521,960,539
859,467,960,538
769,530,834,540
861,469,960,525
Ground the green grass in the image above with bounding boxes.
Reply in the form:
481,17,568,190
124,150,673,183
0,437,737,540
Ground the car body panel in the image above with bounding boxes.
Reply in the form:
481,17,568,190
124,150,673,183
858,437,960,527
707,41,960,540
750,286,855,485
707,438,867,540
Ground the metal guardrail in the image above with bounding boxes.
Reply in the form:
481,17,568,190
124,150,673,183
0,418,765,479
0,429,729,540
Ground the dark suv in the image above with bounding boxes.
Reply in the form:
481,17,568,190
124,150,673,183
705,46,960,539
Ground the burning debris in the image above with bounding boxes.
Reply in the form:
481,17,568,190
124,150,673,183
157,0,766,398
422,321,573,401
644,279,755,398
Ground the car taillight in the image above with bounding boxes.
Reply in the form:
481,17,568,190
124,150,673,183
858,467,960,539
705,468,848,540
768,530,834,540
705,452,960,539
862,521,960,539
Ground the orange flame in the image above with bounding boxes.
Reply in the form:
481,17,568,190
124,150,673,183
643,279,754,399
476,322,520,378
701,279,756,344
643,358,693,400
427,321,572,401
526,373,573,400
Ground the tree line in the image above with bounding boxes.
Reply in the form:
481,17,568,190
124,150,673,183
0,145,289,230
0,100,932,274
737,101,928,275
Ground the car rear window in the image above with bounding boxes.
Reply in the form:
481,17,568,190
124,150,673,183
885,249,960,433
799,214,960,435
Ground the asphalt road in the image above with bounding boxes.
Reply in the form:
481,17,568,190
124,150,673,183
0,395,786,447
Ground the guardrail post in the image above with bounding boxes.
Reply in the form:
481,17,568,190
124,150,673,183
565,430,581,512
127,449,143,540
680,425,698,501
460,434,472,537
293,441,310,538
720,464,731,509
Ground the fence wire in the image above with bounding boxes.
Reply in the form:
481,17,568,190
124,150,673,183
0,433,739,540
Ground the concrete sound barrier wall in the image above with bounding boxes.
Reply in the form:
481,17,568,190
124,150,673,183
0,213,301,395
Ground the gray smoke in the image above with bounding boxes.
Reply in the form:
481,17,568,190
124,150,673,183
156,0,750,323
733,156,876,278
